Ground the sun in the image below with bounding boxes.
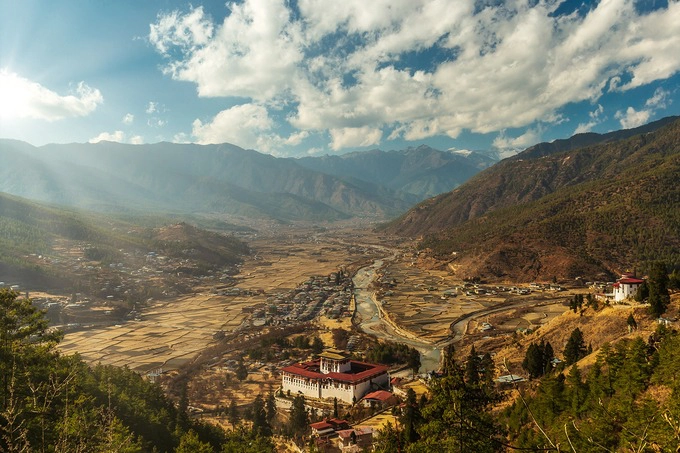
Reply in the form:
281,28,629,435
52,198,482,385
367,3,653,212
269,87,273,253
0,70,31,120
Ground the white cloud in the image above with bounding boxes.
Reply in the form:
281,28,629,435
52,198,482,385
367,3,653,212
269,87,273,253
615,87,672,129
329,127,382,151
492,128,542,155
615,107,650,129
89,130,126,143
89,131,145,144
172,132,191,143
574,104,605,134
192,103,274,147
0,70,102,121
150,0,680,151
645,87,670,108
150,2,302,100
146,101,158,114
192,103,311,153
122,113,134,125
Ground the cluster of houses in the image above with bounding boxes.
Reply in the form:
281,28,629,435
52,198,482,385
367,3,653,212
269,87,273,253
242,272,354,328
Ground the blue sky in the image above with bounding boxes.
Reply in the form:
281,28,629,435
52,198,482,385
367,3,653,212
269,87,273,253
1,0,679,157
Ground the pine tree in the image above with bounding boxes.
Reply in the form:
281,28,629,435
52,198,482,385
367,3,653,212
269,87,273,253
266,391,276,424
252,394,271,437
648,262,670,318
402,388,421,444
563,328,587,365
288,395,308,440
465,346,481,385
227,400,239,427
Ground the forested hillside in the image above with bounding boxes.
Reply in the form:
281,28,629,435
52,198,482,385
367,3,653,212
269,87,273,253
385,117,680,281
0,289,272,452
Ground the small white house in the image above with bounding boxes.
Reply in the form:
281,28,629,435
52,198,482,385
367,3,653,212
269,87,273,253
613,275,644,302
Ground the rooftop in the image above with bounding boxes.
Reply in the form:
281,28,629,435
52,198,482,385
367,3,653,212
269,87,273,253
281,358,388,383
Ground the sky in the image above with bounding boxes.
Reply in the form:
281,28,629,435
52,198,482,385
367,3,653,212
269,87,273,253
0,0,679,158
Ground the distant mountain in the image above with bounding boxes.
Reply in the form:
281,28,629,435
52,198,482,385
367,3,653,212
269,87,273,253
0,141,414,221
0,191,248,290
296,145,497,200
384,116,680,281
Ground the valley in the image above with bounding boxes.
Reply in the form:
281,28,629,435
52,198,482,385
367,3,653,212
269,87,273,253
44,221,579,413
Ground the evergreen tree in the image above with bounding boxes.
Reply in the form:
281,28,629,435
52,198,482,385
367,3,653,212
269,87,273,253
401,388,421,444
522,343,543,379
288,395,308,440
627,313,637,332
311,337,324,354
648,262,670,317
175,430,213,453
465,346,482,385
563,328,587,365
407,347,421,377
480,352,495,387
227,400,239,427
441,343,459,377
235,359,248,381
332,397,339,418
251,394,271,437
266,391,276,424
635,281,649,302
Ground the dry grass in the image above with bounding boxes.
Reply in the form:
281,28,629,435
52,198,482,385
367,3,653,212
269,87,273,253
488,294,680,378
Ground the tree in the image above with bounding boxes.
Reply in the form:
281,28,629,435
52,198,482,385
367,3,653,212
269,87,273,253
311,337,324,354
648,262,670,318
251,394,271,437
288,395,308,440
407,347,421,377
465,346,481,385
627,313,637,332
635,281,649,302
401,388,421,444
563,328,588,365
523,340,554,379
227,400,239,427
569,294,584,313
1,289,62,409
175,430,214,453
333,397,339,418
266,391,276,424
235,359,248,381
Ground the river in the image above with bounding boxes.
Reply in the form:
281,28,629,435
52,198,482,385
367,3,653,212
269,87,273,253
353,259,441,373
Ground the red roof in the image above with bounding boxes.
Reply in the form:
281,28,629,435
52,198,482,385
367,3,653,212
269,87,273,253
362,390,394,402
310,421,333,430
281,359,388,383
310,418,349,431
618,278,644,284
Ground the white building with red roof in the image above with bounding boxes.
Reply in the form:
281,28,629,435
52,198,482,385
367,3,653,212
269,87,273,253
281,349,389,404
613,273,645,302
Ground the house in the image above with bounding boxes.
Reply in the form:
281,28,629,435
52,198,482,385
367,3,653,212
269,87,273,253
361,390,398,408
613,274,645,302
310,418,350,438
281,349,390,404
336,427,374,452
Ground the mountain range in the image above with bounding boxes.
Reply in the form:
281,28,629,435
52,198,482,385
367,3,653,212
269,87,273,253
0,140,495,222
385,116,680,281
